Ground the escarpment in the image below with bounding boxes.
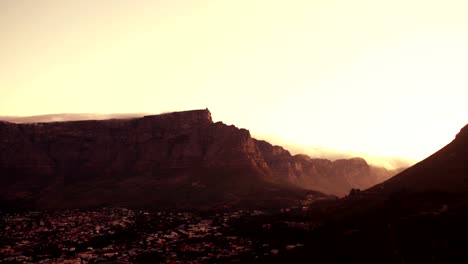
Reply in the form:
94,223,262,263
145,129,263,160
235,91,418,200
0,110,277,208
0,109,397,209
254,140,396,196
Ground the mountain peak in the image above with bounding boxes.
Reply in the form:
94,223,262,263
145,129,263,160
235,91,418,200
456,124,468,139
370,123,468,194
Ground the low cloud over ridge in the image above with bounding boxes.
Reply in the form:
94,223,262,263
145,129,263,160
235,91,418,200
0,113,149,124
0,113,416,170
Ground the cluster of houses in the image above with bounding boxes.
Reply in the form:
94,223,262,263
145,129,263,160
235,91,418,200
0,207,308,263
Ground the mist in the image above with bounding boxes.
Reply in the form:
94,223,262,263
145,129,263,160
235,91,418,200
255,133,417,170
0,113,149,124
0,113,417,170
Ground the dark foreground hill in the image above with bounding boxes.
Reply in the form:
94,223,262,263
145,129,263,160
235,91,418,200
370,124,468,194
0,109,395,209
256,124,468,263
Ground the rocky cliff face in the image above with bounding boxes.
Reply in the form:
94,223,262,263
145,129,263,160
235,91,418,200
255,140,397,196
0,110,278,209
0,109,397,209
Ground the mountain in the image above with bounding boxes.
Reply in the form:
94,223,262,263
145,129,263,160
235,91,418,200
0,109,396,209
318,124,468,216
0,109,281,209
369,124,468,194
255,140,398,196
253,124,468,264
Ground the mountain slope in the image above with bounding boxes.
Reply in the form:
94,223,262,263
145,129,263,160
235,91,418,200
370,124,468,194
259,124,468,264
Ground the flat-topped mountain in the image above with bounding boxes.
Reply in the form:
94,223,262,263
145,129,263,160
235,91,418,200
0,109,397,209
0,109,274,209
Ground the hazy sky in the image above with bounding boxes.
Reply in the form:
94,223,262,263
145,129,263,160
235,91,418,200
1,0,467,161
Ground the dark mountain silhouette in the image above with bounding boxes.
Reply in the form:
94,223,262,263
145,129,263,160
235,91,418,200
318,124,468,216
0,109,396,209
369,124,468,194
250,124,468,264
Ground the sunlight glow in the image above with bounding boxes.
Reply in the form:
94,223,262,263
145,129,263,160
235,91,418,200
1,0,467,162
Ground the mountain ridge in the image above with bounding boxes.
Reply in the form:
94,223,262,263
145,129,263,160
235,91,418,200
0,109,398,209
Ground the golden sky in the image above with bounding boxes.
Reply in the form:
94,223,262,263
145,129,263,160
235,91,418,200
1,0,467,162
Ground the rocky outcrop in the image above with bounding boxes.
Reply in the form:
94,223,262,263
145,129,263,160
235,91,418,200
0,109,398,209
255,140,397,196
